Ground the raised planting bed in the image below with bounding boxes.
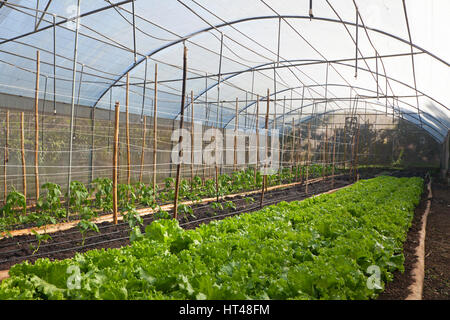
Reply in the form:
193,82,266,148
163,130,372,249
0,176,423,300
0,166,336,234
0,176,351,271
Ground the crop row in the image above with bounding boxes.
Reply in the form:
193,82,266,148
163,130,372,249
0,175,423,300
0,164,335,235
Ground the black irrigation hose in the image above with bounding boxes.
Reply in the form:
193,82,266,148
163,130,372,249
0,180,341,265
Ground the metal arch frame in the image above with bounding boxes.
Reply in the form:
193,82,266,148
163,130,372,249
91,14,450,111
173,53,449,126
222,83,445,142
289,101,445,143
292,106,444,143
216,60,449,131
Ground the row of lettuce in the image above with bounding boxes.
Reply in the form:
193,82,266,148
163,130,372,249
0,175,422,300
0,164,334,232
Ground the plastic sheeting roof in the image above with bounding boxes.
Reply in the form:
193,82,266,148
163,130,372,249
0,0,448,141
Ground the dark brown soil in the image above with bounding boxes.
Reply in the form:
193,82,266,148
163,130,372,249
377,183,427,300
378,177,450,300
0,177,351,271
423,182,450,300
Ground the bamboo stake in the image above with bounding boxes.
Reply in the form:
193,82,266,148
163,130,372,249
20,112,26,206
343,123,347,170
291,118,295,178
254,95,259,185
112,102,120,225
125,73,131,186
332,127,337,187
173,46,188,220
350,128,357,180
305,122,311,194
153,64,158,191
34,50,40,200
190,91,194,187
234,97,238,172
298,123,302,182
275,112,281,185
215,165,219,203
322,125,327,180
355,124,361,181
3,111,9,203
260,89,270,208
139,116,146,183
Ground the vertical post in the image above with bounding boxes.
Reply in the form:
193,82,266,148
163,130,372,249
291,118,295,177
355,124,361,181
350,128,356,180
281,97,286,176
126,73,131,186
260,89,270,208
343,123,347,170
34,50,40,200
254,95,260,185
332,127,337,187
322,125,327,180
305,122,311,194
190,90,195,186
89,107,95,184
153,64,158,191
139,116,146,183
3,111,9,203
52,14,57,115
66,0,81,218
298,121,303,182
234,97,238,172
112,102,120,224
174,46,188,220
20,112,27,206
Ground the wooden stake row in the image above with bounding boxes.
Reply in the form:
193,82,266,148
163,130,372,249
1,48,364,219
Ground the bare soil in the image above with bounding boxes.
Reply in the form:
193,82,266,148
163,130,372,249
422,182,450,300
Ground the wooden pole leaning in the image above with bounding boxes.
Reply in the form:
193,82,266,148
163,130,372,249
153,64,158,192
173,46,188,220
254,95,259,185
190,91,195,187
291,118,295,179
355,124,361,181
298,123,303,182
112,102,120,225
234,97,238,172
34,50,40,200
139,116,146,183
125,73,131,186
305,122,311,194
20,112,27,207
3,111,9,203
331,128,337,187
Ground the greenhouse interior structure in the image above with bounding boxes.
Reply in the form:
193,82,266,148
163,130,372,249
0,0,448,302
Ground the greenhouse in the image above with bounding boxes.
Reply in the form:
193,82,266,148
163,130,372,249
0,0,448,303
